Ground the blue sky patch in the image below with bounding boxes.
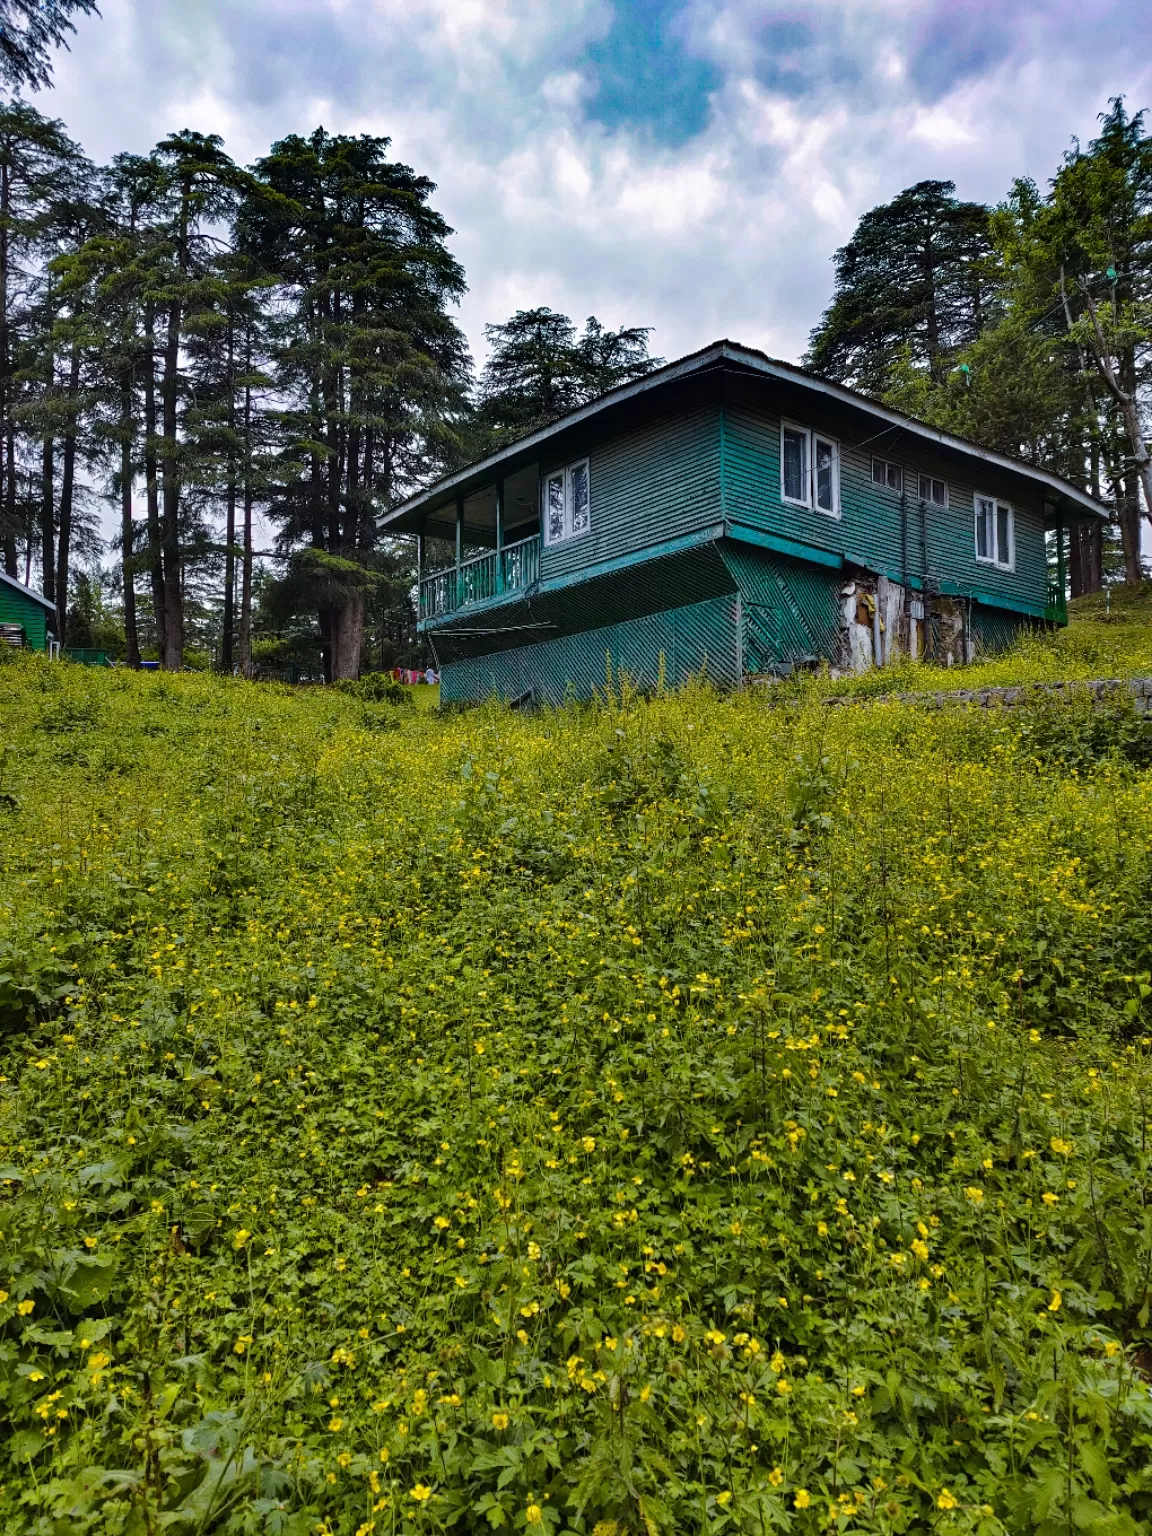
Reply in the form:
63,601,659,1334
583,0,720,146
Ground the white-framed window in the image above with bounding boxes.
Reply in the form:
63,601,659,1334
872,456,902,492
974,494,1013,570
919,473,947,507
781,421,840,517
542,459,590,546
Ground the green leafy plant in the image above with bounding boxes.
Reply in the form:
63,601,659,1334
1,634,1152,1532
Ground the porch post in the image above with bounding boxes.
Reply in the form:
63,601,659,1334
455,496,464,609
495,478,505,594
416,518,425,621
1056,514,1067,621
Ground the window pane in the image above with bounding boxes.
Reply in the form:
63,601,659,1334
814,438,835,512
546,473,565,544
873,459,887,486
919,473,930,501
887,462,902,491
996,503,1011,566
783,429,807,501
570,462,589,534
975,498,993,559
933,478,946,505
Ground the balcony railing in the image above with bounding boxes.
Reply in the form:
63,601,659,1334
419,535,540,622
1044,580,1068,625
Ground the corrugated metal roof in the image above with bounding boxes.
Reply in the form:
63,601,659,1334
381,341,1108,530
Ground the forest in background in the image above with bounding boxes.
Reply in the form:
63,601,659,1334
0,9,1148,674
805,100,1152,596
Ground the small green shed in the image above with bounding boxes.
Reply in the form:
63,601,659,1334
0,571,58,653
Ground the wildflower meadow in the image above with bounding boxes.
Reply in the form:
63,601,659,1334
2,624,1152,1534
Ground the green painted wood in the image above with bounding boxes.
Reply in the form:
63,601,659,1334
440,594,740,705
429,542,737,665
969,602,1029,657
0,580,50,649
721,376,1051,616
936,582,1048,619
725,521,843,569
720,542,843,667
421,529,728,634
538,400,722,582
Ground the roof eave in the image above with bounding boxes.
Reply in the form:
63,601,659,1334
725,348,1108,523
0,568,56,612
380,339,1109,531
379,343,730,533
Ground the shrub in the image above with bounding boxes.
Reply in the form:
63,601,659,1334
1,654,1152,1532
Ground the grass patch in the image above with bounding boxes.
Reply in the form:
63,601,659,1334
0,630,1151,1533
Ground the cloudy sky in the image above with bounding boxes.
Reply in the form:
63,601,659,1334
43,0,1152,372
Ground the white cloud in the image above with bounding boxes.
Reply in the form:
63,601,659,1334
39,0,1152,378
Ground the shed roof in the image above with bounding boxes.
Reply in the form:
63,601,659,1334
380,339,1109,534
0,569,56,614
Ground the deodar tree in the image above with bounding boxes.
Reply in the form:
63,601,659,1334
239,129,470,681
0,101,84,580
0,0,99,92
478,306,662,445
804,180,993,401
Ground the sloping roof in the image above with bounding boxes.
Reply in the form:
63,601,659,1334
0,569,56,614
381,339,1108,531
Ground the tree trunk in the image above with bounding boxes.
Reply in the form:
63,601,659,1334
1119,472,1143,587
221,313,236,671
143,303,165,657
2,428,14,578
160,290,185,668
121,369,139,667
159,182,188,670
0,162,14,578
40,435,54,605
1069,520,1103,597
1079,286,1151,573
54,342,81,642
359,425,374,552
329,588,365,680
237,345,253,677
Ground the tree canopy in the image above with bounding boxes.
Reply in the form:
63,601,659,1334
0,0,99,90
805,180,993,397
478,307,662,443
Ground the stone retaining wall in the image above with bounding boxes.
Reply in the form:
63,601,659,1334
825,677,1152,711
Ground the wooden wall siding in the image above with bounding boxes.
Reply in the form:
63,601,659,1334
0,586,48,649
440,594,740,706
969,602,1031,658
720,543,843,665
538,400,722,582
430,541,736,667
721,380,1050,612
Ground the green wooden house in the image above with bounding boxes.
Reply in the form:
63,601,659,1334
380,341,1106,705
0,571,58,654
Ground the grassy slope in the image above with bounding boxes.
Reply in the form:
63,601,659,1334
1,611,1152,1534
